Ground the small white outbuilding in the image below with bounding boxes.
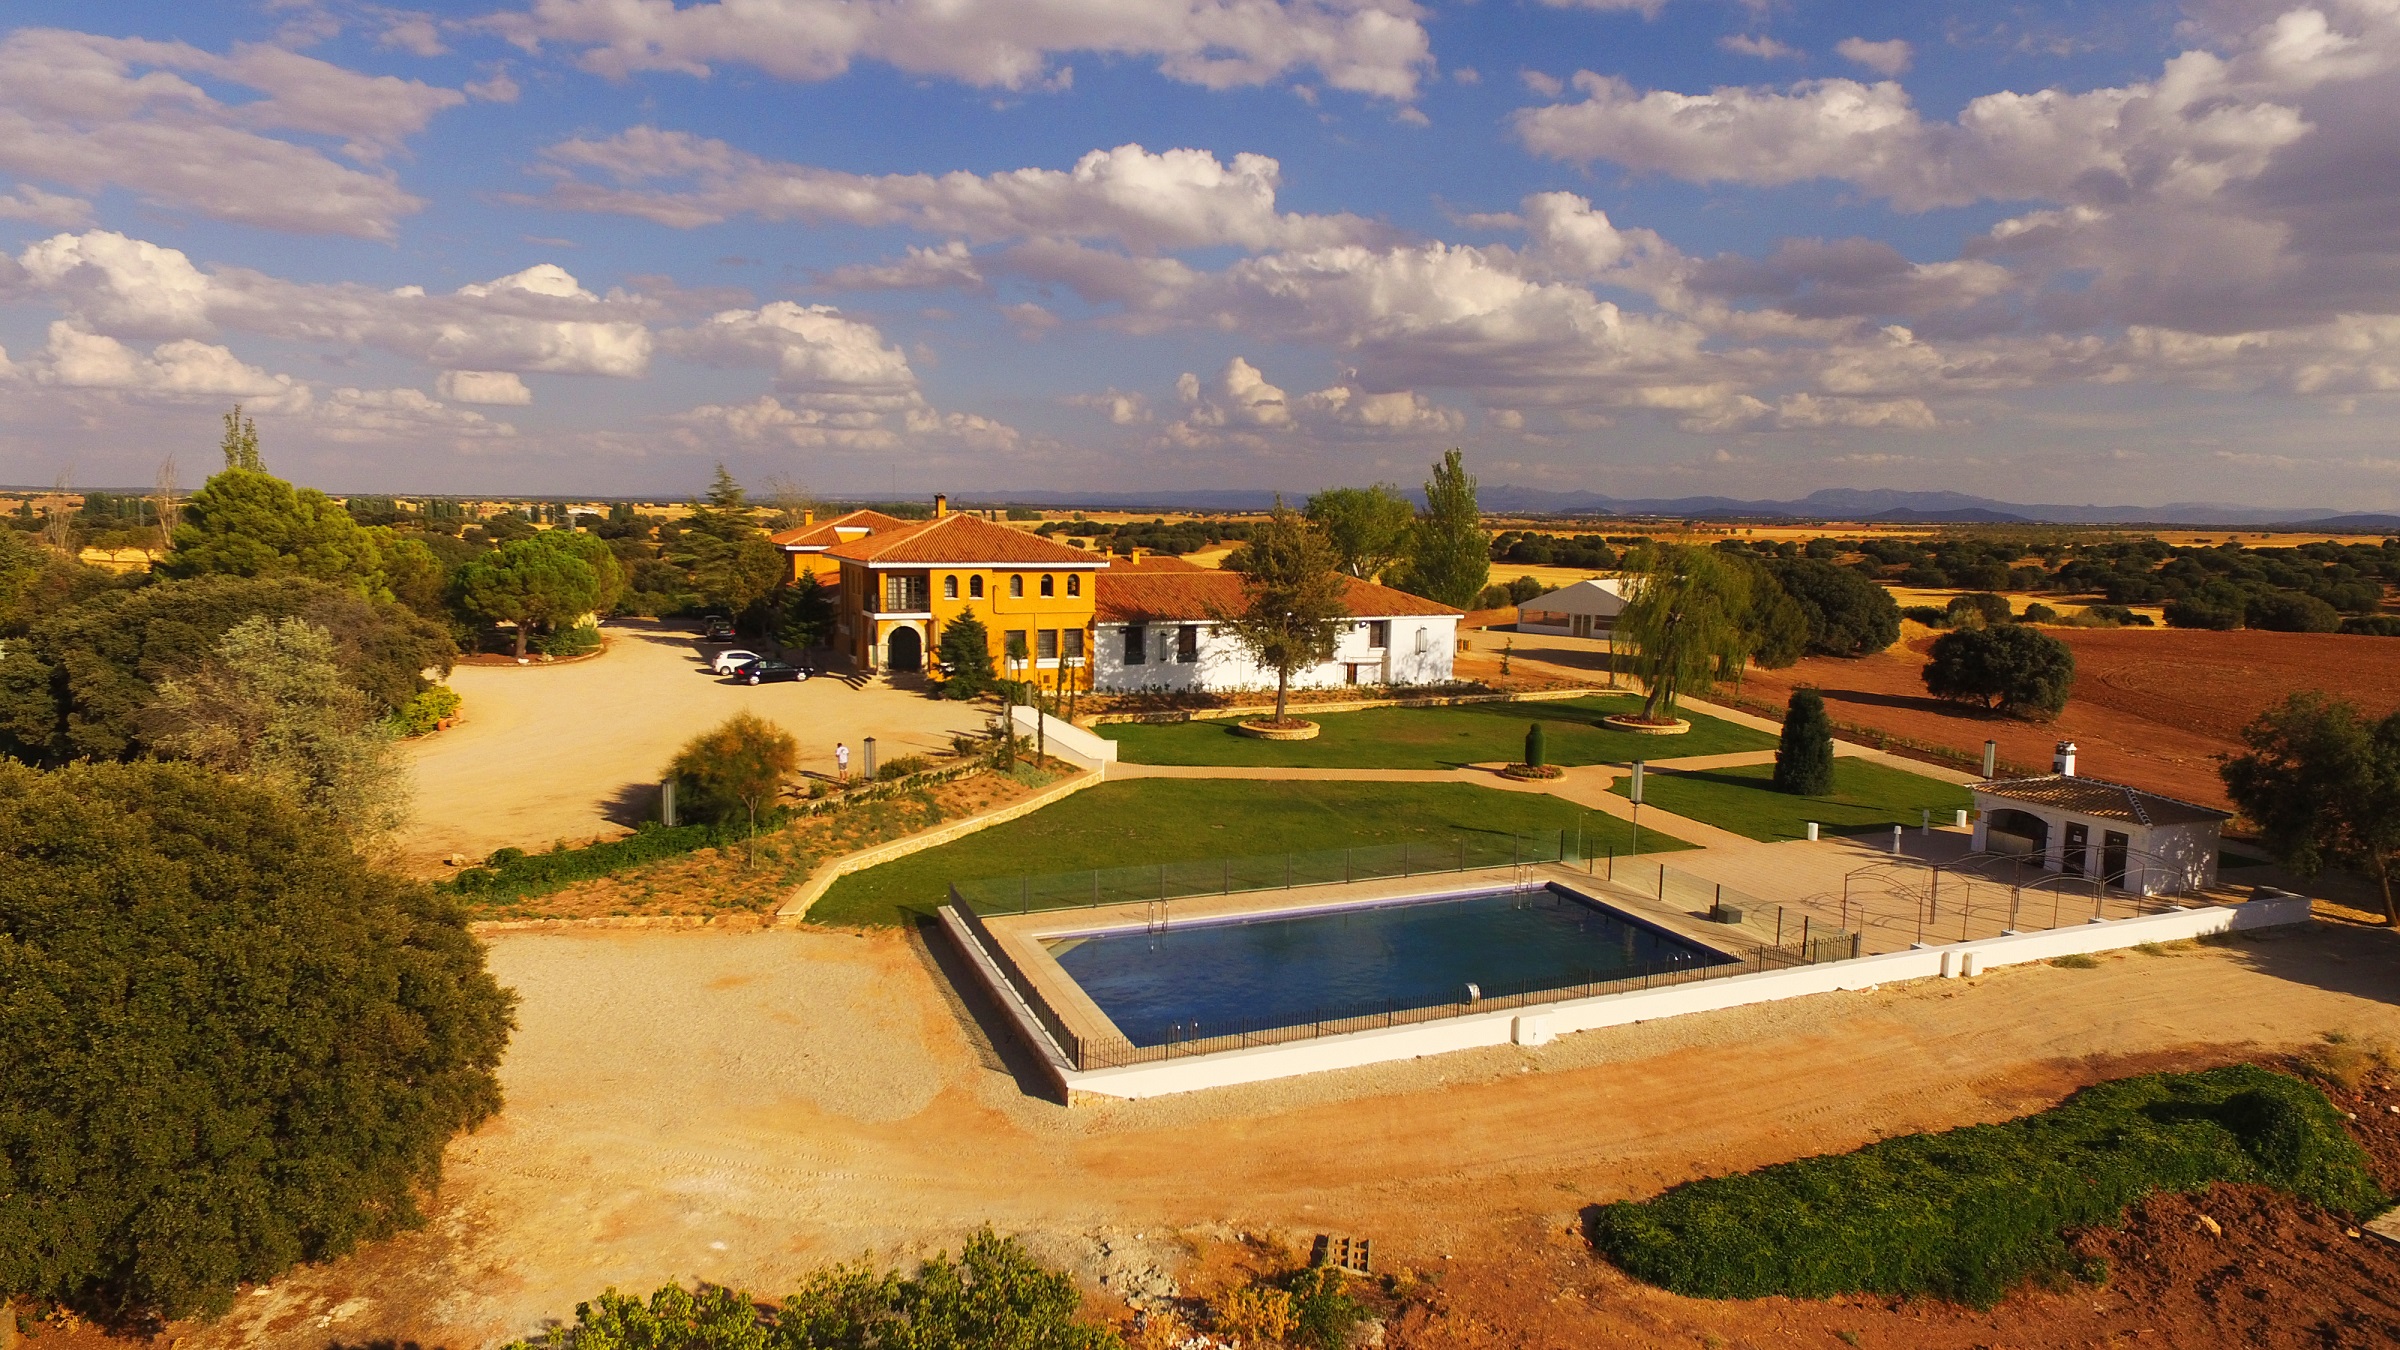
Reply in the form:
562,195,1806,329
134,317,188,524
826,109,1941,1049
1516,578,1626,639
1969,741,2229,896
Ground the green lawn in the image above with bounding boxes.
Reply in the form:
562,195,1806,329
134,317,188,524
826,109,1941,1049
1614,757,1973,842
1097,695,1776,769
810,779,1693,927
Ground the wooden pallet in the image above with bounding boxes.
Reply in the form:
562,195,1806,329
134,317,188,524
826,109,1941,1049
1310,1233,1371,1275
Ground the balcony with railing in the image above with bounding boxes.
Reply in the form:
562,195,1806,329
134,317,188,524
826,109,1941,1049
874,571,931,614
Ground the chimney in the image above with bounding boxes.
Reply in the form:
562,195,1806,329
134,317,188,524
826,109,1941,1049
2053,740,2078,776
1130,546,1146,565
934,493,948,518
802,508,815,526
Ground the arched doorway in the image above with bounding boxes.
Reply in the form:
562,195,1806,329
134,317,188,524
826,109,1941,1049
885,625,923,673
1986,808,2049,859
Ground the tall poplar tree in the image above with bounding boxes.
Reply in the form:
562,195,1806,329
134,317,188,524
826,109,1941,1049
1399,449,1489,608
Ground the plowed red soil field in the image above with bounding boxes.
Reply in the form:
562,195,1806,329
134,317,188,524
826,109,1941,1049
1738,627,2400,811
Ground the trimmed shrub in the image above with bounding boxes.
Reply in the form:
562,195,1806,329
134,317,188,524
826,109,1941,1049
533,620,602,657
1588,1065,2384,1308
1772,688,1836,795
1525,721,1546,768
388,684,463,736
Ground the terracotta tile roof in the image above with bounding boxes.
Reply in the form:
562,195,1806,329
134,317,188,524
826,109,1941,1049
1972,774,2229,827
769,508,911,550
1111,554,1206,572
1095,572,1462,623
823,511,1104,566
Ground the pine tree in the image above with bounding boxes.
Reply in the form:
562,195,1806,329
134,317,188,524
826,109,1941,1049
937,607,996,699
1772,687,1837,795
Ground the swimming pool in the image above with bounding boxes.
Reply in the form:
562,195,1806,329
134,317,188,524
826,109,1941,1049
1047,883,1730,1048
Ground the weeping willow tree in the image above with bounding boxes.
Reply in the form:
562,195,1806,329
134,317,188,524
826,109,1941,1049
1619,545,1753,720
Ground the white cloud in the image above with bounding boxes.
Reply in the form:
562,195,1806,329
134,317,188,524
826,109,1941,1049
16,233,655,378
1514,5,2398,214
32,321,305,405
1721,34,1800,61
1168,355,1461,441
438,370,535,405
310,386,519,442
1519,69,1564,97
0,185,92,227
1536,0,1668,18
1066,389,1154,424
380,14,450,57
664,301,1020,450
535,133,1383,253
0,29,461,238
484,0,1434,100
820,241,986,292
1835,37,1912,75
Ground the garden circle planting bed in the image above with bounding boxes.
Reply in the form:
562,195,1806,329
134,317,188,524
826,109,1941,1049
1235,718,1321,740
1500,763,1564,780
1603,714,1691,735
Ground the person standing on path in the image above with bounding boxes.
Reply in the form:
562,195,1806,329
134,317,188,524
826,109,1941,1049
835,741,850,783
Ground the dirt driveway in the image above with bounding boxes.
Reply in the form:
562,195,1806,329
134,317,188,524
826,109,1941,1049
402,621,988,871
185,919,2400,1349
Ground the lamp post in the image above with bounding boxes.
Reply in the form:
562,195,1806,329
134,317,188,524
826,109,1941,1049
864,736,877,781
1628,760,1644,858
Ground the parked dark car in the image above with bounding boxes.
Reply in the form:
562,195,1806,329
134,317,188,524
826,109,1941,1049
703,619,736,642
730,657,805,685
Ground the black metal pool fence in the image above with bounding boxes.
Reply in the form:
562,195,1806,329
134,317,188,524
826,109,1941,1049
951,829,1595,916
943,832,1863,1072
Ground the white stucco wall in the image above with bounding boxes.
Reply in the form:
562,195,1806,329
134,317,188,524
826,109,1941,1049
1970,791,2223,896
1092,616,1457,693
982,894,2312,1101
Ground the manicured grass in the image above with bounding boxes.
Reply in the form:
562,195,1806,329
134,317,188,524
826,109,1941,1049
1098,695,1776,769
810,779,1693,927
1588,1065,2385,1307
1613,757,1972,842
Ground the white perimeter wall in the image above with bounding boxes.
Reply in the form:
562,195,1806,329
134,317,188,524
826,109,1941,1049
1042,895,2311,1100
1091,617,1457,694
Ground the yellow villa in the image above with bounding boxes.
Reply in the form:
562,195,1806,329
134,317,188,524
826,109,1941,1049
826,497,1106,688
768,507,913,586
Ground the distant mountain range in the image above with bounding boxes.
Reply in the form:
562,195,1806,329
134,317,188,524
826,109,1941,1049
977,485,2400,530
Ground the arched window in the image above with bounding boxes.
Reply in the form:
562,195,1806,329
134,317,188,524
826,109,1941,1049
1040,574,1055,597
942,575,958,600
1009,574,1024,598
970,575,984,598
1066,574,1081,597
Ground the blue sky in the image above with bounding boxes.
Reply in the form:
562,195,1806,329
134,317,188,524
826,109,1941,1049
0,0,2393,507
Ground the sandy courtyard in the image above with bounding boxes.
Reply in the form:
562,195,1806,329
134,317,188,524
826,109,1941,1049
402,621,987,870
186,919,2400,1348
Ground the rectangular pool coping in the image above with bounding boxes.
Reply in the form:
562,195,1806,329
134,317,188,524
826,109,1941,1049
938,881,2317,1103
973,862,1786,1065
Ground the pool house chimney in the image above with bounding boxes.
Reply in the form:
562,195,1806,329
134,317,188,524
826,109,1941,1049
2053,740,2078,776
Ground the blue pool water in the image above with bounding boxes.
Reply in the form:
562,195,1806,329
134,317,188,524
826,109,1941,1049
1049,884,1729,1048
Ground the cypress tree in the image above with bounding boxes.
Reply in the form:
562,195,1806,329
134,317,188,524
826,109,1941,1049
1525,721,1547,768
1773,687,1836,795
